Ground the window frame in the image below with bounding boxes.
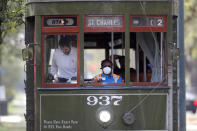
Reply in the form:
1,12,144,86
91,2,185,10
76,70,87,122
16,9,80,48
129,15,167,86
40,14,168,87
83,15,125,87
41,15,79,87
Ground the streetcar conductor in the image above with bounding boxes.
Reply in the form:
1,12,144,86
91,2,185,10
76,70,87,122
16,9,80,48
92,59,122,83
51,36,77,83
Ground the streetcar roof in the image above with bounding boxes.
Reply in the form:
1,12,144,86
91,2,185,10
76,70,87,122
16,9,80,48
26,0,172,4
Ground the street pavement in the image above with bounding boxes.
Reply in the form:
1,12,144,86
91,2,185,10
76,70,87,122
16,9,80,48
186,112,197,131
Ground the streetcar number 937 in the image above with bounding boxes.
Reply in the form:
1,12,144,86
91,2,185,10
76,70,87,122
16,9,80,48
87,96,122,106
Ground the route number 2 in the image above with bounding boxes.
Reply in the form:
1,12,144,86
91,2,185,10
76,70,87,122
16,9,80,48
87,96,122,106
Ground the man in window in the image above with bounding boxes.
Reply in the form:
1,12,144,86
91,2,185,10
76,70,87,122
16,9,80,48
92,59,122,83
51,36,77,83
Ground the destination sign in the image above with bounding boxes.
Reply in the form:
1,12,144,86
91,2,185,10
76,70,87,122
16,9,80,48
131,16,164,27
86,16,122,27
44,17,77,27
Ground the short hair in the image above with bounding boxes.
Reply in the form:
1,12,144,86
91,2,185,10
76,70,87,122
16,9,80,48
101,59,113,68
59,36,71,48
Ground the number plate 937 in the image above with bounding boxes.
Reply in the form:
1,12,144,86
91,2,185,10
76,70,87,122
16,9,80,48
87,96,122,106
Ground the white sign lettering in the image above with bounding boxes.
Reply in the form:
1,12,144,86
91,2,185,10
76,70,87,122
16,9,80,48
46,18,74,26
87,95,122,106
132,16,164,27
87,16,122,27
43,119,78,129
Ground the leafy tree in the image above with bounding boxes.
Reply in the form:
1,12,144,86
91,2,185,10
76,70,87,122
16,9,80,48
0,0,25,98
1,28,25,99
184,0,197,90
0,0,25,44
184,0,197,59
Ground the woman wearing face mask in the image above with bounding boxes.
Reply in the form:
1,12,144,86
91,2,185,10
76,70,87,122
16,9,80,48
92,59,122,83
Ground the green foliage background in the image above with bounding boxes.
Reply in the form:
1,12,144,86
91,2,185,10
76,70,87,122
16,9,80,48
0,0,24,37
0,0,25,99
1,29,25,99
184,0,197,60
184,0,197,89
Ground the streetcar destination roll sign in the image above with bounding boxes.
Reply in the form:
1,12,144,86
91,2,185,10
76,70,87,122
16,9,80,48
131,16,164,27
44,16,77,27
86,16,122,27
130,15,166,32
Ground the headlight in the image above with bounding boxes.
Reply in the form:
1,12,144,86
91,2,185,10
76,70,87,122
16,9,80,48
99,110,111,123
96,107,113,128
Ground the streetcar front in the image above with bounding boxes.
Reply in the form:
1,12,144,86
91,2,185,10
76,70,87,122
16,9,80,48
23,0,178,131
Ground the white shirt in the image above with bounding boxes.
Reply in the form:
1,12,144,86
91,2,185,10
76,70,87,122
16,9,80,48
51,47,77,80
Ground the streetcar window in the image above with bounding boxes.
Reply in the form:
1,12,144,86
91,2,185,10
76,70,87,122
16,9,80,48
84,32,125,84
44,34,78,84
130,32,166,83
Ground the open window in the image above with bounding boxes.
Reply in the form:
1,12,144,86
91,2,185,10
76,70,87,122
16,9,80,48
43,34,78,84
84,32,125,84
84,15,125,86
41,16,79,87
130,15,167,86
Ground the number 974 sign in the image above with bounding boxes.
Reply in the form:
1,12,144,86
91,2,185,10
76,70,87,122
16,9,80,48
87,96,122,106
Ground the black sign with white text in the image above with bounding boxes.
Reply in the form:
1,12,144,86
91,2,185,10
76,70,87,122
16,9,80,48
131,16,164,27
44,17,77,27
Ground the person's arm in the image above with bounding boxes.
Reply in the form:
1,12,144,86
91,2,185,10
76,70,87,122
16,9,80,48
51,50,58,80
117,76,123,83
91,75,102,83
73,48,77,77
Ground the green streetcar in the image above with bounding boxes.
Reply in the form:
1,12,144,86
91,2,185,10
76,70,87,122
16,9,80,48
23,0,180,131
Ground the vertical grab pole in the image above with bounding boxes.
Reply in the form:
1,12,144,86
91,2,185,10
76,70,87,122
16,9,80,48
79,15,84,86
143,54,146,82
122,32,124,56
136,43,139,82
111,32,114,73
160,32,163,80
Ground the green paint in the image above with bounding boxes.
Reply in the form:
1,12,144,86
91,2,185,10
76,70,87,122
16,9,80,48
79,15,84,86
26,2,171,16
125,13,130,86
39,90,167,130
